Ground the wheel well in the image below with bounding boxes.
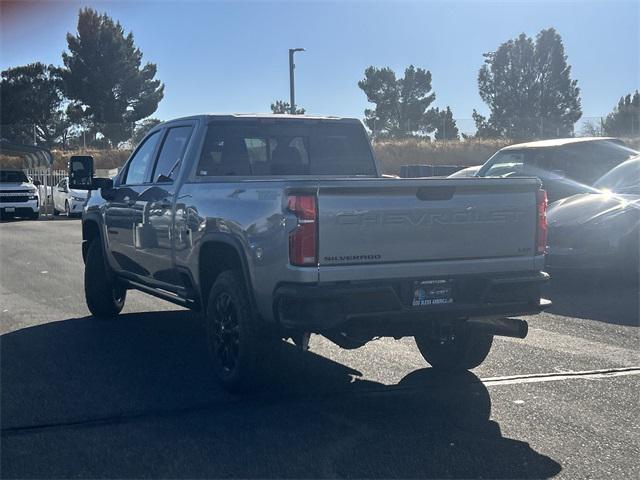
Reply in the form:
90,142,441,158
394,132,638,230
82,220,101,262
199,242,245,307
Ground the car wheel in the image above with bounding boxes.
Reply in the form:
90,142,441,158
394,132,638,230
53,207,60,216
204,270,280,393
85,239,126,319
64,200,70,216
30,211,40,220
414,330,493,371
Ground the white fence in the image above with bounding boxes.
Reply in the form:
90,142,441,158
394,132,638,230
26,169,66,187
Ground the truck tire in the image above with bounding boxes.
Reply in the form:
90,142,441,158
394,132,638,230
85,239,126,319
204,269,279,393
414,331,493,371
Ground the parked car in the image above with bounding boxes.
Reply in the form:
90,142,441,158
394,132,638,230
546,156,639,274
476,137,638,202
69,114,550,392
448,165,481,178
0,169,40,220
52,177,88,217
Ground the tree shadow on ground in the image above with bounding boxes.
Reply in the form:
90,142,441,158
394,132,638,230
1,311,561,478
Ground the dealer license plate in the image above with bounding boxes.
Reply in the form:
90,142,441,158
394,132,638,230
4,207,15,213
412,279,454,306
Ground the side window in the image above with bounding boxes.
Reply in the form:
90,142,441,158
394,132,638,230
151,126,193,182
123,131,161,185
58,179,66,189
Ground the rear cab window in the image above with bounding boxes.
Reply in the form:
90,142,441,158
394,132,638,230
196,120,376,177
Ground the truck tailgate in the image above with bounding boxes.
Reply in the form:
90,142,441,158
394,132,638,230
317,178,539,272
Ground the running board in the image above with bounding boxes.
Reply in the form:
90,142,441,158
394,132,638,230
120,278,197,309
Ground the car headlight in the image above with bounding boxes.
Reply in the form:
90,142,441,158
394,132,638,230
71,196,85,201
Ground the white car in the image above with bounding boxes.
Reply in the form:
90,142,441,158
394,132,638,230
0,169,40,220
53,177,88,217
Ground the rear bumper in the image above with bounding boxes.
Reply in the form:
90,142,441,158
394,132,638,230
274,271,550,333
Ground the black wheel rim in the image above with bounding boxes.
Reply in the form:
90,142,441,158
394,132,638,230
113,284,125,307
210,292,240,374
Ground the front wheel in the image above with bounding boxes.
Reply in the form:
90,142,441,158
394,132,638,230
85,239,126,319
414,330,493,371
204,270,280,392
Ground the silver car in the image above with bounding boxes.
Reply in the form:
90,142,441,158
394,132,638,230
546,156,640,274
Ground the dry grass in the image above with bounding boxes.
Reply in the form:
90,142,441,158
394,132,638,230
374,136,640,175
3,137,639,175
373,138,509,174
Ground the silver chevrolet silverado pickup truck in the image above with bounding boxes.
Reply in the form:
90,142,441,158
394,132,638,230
69,114,550,391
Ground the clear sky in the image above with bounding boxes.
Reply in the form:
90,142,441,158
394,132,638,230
2,0,638,131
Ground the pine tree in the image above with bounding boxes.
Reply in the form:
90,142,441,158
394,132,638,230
477,28,582,139
603,91,640,136
434,107,459,140
61,8,164,147
358,65,437,138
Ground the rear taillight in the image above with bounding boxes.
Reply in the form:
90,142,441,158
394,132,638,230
536,189,548,255
287,194,317,266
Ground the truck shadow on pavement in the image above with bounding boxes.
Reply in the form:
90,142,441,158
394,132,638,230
544,273,639,326
1,311,561,479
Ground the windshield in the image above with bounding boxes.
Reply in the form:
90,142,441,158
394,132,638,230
0,170,29,183
593,156,640,192
477,141,638,183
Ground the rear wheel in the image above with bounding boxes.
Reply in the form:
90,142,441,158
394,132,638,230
415,330,493,371
85,239,126,319
65,200,70,216
204,270,280,392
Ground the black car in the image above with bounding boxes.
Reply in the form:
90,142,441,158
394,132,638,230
476,137,638,202
546,156,640,274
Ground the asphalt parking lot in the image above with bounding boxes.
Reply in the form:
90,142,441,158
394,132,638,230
1,218,639,479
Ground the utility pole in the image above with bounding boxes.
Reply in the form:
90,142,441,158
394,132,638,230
289,48,305,114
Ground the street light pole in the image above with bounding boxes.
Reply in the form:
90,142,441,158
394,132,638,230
289,48,305,114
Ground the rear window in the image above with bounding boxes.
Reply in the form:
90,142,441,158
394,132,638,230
197,121,376,177
0,170,28,183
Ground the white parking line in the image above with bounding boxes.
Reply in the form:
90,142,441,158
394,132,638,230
481,366,640,386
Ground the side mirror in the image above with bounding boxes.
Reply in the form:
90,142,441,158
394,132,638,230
68,155,94,190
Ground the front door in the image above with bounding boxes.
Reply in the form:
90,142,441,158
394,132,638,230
104,130,162,278
132,124,195,287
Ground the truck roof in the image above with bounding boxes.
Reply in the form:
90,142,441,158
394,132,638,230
159,113,362,125
502,137,622,150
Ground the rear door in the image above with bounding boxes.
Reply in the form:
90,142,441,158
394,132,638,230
316,178,538,272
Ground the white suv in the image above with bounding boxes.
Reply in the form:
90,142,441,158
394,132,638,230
0,169,40,220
